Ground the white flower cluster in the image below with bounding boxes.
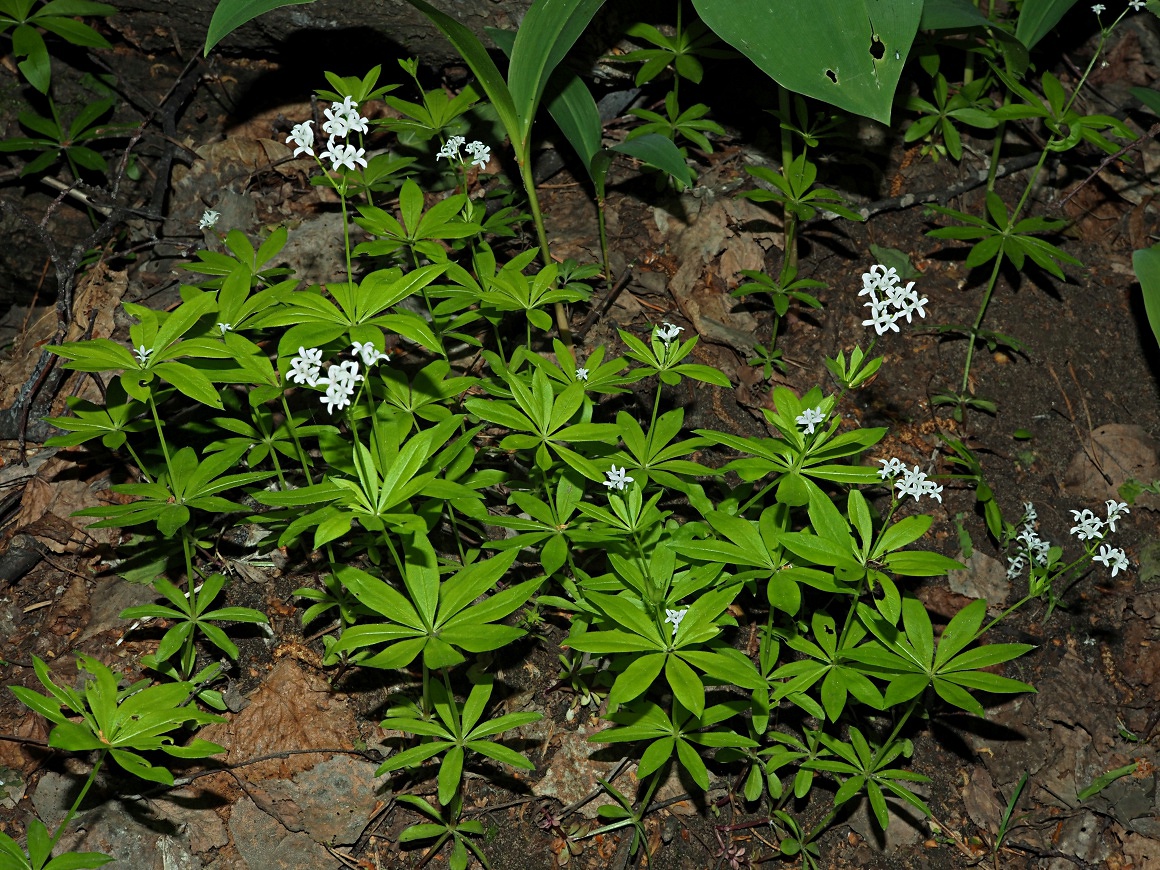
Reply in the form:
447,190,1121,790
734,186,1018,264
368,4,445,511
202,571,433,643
436,135,491,170
795,405,826,435
199,208,220,230
655,322,684,347
664,607,688,637
286,342,390,414
877,458,943,503
286,96,370,173
1007,502,1051,580
859,264,928,335
1008,500,1130,580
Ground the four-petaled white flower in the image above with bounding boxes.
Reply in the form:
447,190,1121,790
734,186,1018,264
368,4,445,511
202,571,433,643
1130,0,1146,10
464,140,491,170
316,361,364,414
1104,500,1129,534
795,405,826,435
603,465,634,491
859,264,928,335
133,345,152,365
894,465,943,504
1091,3,1105,12
1069,508,1105,542
217,322,232,334
287,346,324,386
323,142,368,172
1022,502,1037,524
877,457,906,480
286,120,315,157
664,608,688,637
437,135,466,161
199,209,220,230
322,97,366,137
575,367,589,381
351,341,390,367
1092,544,1129,577
655,322,684,346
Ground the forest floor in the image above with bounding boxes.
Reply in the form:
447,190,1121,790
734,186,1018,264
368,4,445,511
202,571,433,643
1,12,1160,870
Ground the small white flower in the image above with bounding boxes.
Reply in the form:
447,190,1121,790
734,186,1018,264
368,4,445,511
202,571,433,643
1104,500,1129,534
795,405,826,435
894,465,943,504
325,142,368,172
1006,554,1026,581
133,345,152,365
1092,544,1129,577
464,140,490,170
317,360,363,391
1130,0,1146,10
286,120,315,157
655,322,684,346
217,322,232,334
575,367,589,381
351,341,389,367
199,209,220,230
1069,508,1105,542
603,464,634,491
320,381,354,413
322,98,362,137
664,607,688,637
877,457,906,480
287,346,324,386
436,135,466,161
1022,502,1038,524
1091,3,1105,12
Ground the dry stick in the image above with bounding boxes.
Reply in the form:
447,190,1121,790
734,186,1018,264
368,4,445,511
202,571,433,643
815,152,1043,223
1066,360,1101,478
1056,122,1160,212
1046,363,1110,486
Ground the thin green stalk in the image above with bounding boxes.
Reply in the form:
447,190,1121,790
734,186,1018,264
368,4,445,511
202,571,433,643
517,149,572,348
123,440,153,484
777,84,798,273
597,196,613,292
959,248,1006,396
279,394,313,480
48,749,106,852
146,394,175,483
649,379,665,434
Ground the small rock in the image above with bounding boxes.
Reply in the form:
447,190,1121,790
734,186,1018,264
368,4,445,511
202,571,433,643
946,551,1010,610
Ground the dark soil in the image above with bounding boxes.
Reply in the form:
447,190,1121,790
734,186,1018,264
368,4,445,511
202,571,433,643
2,10,1160,870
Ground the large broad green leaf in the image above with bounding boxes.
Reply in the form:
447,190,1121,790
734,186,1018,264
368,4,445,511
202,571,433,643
204,0,316,55
691,0,923,123
1015,0,1080,51
1134,244,1160,351
507,0,608,142
919,0,1029,74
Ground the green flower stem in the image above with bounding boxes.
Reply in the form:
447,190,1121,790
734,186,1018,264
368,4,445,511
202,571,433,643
279,394,313,481
48,749,107,853
123,440,153,484
596,194,613,293
516,151,572,348
737,480,778,517
649,378,665,435
959,247,1006,397
146,393,175,484
777,84,798,274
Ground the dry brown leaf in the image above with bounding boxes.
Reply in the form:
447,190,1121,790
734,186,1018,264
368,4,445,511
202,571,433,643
199,659,361,781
